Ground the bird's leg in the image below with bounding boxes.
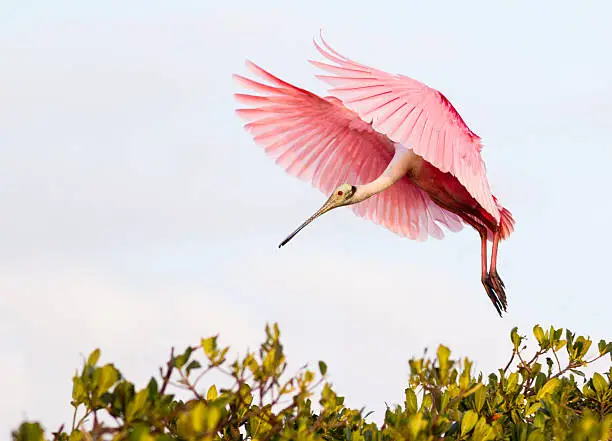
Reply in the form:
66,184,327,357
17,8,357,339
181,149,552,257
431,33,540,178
476,226,504,317
478,228,489,286
456,214,505,316
488,231,507,311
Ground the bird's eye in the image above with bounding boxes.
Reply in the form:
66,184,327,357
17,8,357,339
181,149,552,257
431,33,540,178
337,190,343,196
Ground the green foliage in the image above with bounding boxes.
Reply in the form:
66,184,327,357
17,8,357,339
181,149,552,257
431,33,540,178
12,324,612,441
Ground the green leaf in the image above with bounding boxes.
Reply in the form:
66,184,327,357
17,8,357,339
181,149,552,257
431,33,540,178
437,344,451,383
472,417,494,441
304,370,315,383
318,360,327,376
598,340,612,356
345,427,353,441
437,345,450,367
420,393,432,411
537,378,559,399
506,372,519,392
127,388,149,420
147,377,158,396
72,376,86,405
553,340,566,351
202,336,217,358
190,402,206,433
13,422,45,441
533,325,545,346
405,388,418,414
461,410,478,435
511,327,521,350
87,349,101,366
526,402,541,415
128,425,154,441
173,347,194,369
97,364,120,395
533,412,546,430
591,372,608,394
473,384,486,412
185,360,201,375
407,413,425,440
262,346,284,375
572,336,592,360
207,385,218,400
207,405,221,429
69,430,84,441
566,329,574,347
527,430,546,441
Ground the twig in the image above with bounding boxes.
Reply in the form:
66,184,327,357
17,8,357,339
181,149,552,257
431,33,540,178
552,349,562,373
51,424,64,441
503,350,516,375
585,353,606,364
159,347,175,395
74,411,91,431
71,406,78,432
192,366,214,386
177,368,204,400
516,349,531,374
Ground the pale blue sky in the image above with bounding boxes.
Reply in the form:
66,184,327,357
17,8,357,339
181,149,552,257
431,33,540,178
1,0,611,435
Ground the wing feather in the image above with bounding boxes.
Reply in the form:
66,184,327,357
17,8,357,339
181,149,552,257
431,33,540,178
310,35,500,221
234,61,464,240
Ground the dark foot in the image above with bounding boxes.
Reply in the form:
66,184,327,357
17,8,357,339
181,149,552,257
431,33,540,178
481,273,507,317
489,271,507,310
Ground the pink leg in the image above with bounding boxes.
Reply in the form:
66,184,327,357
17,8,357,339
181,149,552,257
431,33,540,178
429,200,506,316
459,215,505,316
479,229,488,282
490,231,500,274
488,231,507,311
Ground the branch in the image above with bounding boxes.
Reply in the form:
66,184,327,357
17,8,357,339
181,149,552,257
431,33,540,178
503,350,516,375
159,347,175,395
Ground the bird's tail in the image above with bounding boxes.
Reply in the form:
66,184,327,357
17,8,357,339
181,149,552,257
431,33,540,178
493,196,515,240
499,207,515,240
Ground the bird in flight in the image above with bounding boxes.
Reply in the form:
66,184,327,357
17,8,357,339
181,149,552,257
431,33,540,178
233,33,515,316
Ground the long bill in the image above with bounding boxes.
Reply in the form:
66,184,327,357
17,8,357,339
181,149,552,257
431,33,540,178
278,196,338,248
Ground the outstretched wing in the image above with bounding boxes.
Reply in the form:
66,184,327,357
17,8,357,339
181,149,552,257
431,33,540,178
233,61,464,240
310,35,500,221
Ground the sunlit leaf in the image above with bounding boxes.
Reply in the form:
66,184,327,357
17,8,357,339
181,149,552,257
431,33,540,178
461,410,478,435
591,373,608,395
533,325,545,346
87,349,101,367
207,385,218,401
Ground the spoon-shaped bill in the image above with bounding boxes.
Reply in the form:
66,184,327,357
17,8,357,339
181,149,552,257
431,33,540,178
278,196,337,248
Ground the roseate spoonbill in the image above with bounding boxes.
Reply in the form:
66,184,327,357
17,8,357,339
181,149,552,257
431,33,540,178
233,34,515,316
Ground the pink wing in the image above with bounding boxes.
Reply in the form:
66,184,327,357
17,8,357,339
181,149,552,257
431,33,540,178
310,35,500,221
233,61,464,241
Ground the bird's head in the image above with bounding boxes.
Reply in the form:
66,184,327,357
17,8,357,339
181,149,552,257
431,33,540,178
278,183,357,247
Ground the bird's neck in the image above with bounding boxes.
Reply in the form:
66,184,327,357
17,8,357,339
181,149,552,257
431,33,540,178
353,145,416,203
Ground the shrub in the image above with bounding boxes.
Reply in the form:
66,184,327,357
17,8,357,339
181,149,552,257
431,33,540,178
12,324,612,441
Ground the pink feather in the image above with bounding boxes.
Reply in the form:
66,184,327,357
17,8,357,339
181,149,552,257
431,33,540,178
233,35,515,316
233,62,464,240
310,34,501,222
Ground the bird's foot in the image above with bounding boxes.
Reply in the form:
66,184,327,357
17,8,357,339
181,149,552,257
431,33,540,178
489,270,507,309
482,272,507,317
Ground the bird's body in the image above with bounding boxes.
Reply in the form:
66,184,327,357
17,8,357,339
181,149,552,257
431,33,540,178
234,34,515,315
408,153,496,230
